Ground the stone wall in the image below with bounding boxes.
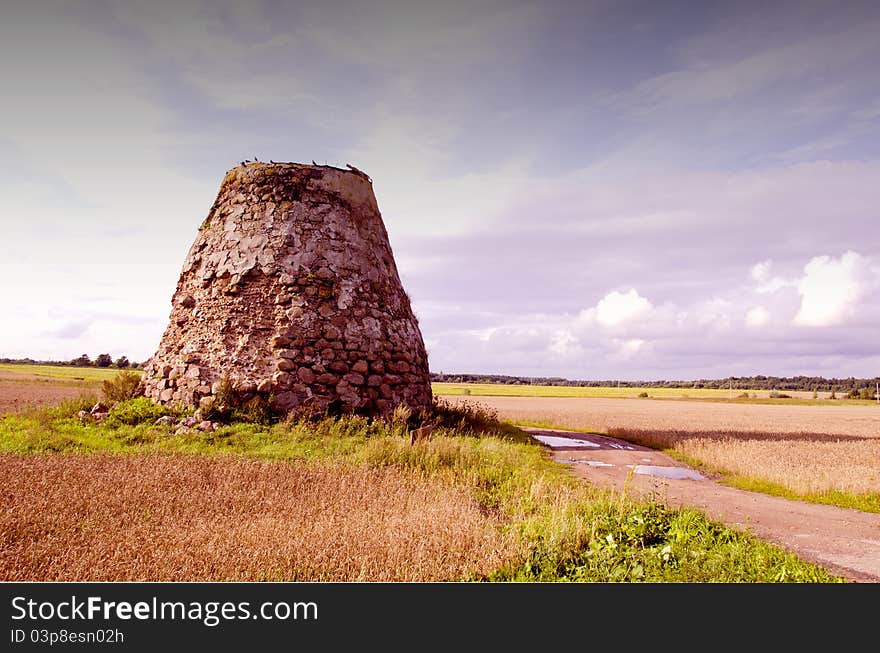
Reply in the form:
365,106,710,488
142,162,432,417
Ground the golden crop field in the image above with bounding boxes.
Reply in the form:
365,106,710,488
1,453,514,582
448,395,880,499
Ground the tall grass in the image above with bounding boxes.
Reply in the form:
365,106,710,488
608,427,880,513
0,401,845,582
1,454,513,582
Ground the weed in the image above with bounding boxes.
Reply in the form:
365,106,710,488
101,371,144,403
103,397,177,428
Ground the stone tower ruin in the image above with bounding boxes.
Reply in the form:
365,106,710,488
142,162,432,417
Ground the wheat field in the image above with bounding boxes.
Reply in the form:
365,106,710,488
449,396,880,497
0,453,515,581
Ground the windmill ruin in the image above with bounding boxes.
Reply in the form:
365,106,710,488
142,162,432,417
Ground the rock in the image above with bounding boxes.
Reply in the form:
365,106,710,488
77,410,92,424
90,402,109,415
257,379,273,393
297,367,316,385
180,416,199,428
197,421,217,432
277,359,296,372
234,380,256,395
343,372,365,386
155,416,176,427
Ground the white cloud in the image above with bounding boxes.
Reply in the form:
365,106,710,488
549,330,579,356
594,289,653,327
745,306,769,327
794,251,865,327
749,259,797,294
618,339,645,357
750,260,772,283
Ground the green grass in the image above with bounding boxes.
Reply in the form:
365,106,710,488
721,477,880,514
432,382,878,406
433,382,737,399
0,398,845,583
0,363,140,382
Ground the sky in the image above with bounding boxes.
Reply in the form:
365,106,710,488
1,0,878,380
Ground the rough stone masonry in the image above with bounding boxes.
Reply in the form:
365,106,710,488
142,162,432,417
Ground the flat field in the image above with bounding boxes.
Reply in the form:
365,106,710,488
0,453,512,582
432,382,841,402
0,364,142,414
0,364,137,382
448,395,880,501
451,395,880,436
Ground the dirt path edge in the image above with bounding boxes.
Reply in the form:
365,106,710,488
522,427,880,583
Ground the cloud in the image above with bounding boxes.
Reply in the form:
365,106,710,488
794,251,866,327
750,260,796,294
593,289,653,327
750,260,771,283
745,307,769,328
44,320,92,340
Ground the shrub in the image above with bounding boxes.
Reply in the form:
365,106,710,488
103,397,172,427
637,391,649,398
769,391,791,399
232,395,278,425
101,371,144,403
426,396,529,442
44,394,100,419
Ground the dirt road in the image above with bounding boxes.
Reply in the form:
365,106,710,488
523,427,880,583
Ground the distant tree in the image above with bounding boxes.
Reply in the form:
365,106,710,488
95,353,113,368
115,356,130,369
830,388,837,400
72,354,91,367
859,387,873,400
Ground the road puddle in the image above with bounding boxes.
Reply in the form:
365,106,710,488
561,458,614,467
629,465,705,481
531,434,600,449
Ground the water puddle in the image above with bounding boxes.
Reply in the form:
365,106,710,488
531,434,600,449
561,458,614,467
628,465,705,481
